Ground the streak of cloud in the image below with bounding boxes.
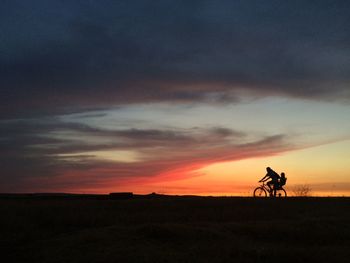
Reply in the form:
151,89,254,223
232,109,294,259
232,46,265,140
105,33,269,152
0,117,292,192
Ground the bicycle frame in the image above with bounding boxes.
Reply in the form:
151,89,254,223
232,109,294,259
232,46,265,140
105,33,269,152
260,182,270,192
253,181,287,197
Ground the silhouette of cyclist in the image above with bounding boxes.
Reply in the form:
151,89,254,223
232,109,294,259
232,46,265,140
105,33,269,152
259,167,280,196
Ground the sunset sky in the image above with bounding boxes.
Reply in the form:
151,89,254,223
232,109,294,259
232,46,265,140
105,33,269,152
1,1,350,196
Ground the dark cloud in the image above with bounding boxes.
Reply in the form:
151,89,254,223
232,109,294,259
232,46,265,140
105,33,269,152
1,0,350,118
1,1,349,192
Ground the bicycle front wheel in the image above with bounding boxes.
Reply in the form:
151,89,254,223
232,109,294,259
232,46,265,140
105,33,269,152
253,187,267,197
275,188,287,198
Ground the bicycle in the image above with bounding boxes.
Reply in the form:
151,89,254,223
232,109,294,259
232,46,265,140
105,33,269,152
253,181,287,197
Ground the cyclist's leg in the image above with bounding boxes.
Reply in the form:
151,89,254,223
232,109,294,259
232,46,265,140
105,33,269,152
273,182,278,197
266,181,273,196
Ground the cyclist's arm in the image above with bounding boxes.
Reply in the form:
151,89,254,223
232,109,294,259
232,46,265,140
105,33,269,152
259,174,269,182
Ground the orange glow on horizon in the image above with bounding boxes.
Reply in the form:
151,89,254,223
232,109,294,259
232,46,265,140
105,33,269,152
31,140,350,197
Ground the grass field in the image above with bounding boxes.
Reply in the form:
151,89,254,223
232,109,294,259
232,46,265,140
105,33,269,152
1,196,349,263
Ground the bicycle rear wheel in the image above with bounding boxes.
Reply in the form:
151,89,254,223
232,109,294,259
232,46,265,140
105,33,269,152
253,187,267,197
275,188,287,197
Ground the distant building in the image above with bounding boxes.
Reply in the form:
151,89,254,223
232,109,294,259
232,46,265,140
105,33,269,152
109,192,133,199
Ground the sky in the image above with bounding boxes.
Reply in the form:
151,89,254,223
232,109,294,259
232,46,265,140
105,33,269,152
1,0,350,196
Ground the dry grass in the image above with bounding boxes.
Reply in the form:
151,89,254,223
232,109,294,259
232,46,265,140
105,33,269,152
292,184,312,196
0,196,349,263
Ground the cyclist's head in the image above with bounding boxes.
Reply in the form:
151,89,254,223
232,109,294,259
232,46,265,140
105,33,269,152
281,172,285,178
266,167,271,172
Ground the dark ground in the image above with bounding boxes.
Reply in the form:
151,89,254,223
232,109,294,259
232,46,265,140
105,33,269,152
0,196,349,263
